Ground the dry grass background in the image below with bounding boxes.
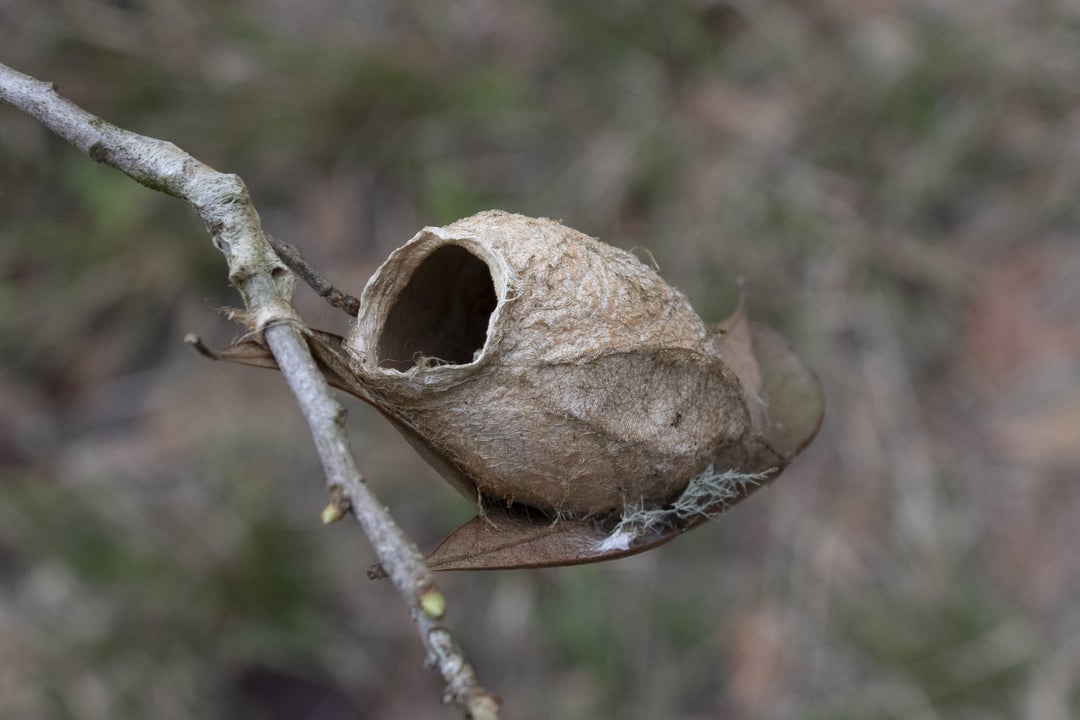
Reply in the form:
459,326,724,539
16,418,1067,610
2,1,1079,718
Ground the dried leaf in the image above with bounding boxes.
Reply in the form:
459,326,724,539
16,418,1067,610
187,334,279,370
748,322,824,458
425,506,672,572
708,289,766,430
424,467,775,571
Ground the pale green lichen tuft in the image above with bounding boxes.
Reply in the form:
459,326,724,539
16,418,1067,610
598,465,777,552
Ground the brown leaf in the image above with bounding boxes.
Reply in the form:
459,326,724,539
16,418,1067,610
186,333,279,370
707,288,767,430
749,322,824,458
425,463,779,571
425,506,675,572
426,508,617,571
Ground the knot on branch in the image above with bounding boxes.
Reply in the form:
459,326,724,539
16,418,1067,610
247,298,302,334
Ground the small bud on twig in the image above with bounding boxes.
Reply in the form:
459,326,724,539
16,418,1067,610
419,588,447,620
321,485,352,524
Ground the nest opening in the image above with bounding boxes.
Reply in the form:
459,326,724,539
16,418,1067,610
377,244,498,371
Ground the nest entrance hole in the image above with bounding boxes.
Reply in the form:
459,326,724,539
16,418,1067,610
377,244,497,371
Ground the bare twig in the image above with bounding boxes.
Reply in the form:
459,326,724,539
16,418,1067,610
0,61,498,719
266,234,362,316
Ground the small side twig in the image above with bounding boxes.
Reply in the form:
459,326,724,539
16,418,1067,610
267,234,362,316
0,61,498,719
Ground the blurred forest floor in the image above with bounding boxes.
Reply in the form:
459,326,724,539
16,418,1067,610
2,1,1079,719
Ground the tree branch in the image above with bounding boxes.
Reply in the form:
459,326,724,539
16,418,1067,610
0,61,498,719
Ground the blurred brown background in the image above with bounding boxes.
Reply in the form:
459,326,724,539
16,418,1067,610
2,1,1079,718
